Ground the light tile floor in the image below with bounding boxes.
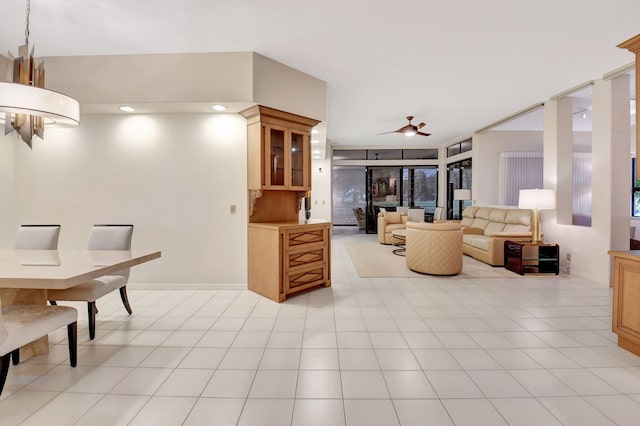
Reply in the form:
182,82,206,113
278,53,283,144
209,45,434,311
2,231,640,425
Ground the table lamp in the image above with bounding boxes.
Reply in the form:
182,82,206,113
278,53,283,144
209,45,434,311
518,189,555,244
453,189,471,219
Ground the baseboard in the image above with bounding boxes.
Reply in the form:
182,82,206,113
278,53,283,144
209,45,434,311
127,282,246,291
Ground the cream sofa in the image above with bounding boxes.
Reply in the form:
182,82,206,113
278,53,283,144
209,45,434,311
461,206,532,266
377,211,409,245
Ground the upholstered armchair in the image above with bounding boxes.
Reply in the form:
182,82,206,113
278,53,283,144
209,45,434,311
377,211,409,244
405,222,463,275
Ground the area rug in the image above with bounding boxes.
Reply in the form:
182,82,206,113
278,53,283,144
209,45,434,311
344,240,518,278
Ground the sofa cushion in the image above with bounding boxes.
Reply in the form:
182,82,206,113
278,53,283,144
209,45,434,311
386,223,406,233
488,209,507,223
471,218,489,230
506,209,531,226
503,223,530,233
475,207,493,220
384,212,402,224
470,235,491,251
484,222,505,236
462,206,480,218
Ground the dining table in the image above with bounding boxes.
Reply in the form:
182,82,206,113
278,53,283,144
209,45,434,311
0,249,161,358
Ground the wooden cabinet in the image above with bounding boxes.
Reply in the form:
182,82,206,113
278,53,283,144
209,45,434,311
609,250,640,356
241,105,329,302
248,222,331,302
241,105,320,192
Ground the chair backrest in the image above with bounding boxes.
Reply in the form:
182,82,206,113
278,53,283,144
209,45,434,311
433,207,445,221
88,225,134,279
15,225,61,250
407,208,425,223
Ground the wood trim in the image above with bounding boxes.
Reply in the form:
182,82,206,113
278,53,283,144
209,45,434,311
618,34,640,53
239,105,320,129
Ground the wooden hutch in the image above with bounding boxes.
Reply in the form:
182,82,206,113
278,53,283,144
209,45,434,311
240,105,331,302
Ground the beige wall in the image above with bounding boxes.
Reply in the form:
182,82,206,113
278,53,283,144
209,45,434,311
7,114,248,284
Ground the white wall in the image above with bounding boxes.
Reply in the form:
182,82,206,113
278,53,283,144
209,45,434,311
10,113,248,284
543,77,631,283
473,130,544,206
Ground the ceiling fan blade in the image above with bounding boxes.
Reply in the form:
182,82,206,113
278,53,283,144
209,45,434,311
417,122,426,129
416,131,431,137
377,130,399,135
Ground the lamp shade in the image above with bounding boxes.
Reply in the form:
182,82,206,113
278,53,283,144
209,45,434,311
0,82,80,127
453,189,471,201
518,189,556,210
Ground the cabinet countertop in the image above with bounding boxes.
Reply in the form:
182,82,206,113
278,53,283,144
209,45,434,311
248,221,331,230
608,250,640,260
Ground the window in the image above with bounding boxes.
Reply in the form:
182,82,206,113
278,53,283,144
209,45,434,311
447,138,472,157
332,149,438,161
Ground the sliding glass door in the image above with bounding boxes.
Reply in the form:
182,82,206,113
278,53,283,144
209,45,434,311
447,159,472,219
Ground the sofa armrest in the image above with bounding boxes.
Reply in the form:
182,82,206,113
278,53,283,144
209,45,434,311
462,227,484,235
488,232,532,238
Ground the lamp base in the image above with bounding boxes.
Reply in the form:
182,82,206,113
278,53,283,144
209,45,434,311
531,209,543,244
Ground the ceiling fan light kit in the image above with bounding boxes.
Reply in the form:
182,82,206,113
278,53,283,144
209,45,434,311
379,115,431,138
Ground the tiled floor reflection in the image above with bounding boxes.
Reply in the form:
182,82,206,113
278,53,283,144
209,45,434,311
2,232,640,425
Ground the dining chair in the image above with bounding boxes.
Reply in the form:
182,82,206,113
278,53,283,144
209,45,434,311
47,224,134,340
15,224,61,250
10,224,62,365
0,295,77,396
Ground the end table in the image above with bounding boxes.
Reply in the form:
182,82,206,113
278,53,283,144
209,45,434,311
504,240,559,275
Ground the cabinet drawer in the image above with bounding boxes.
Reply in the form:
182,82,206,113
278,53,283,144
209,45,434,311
286,228,325,249
287,248,325,269
285,264,327,294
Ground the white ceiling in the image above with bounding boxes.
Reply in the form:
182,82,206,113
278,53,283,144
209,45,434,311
1,0,639,147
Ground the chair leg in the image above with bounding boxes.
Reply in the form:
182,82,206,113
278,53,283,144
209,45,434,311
119,286,133,315
0,353,10,396
87,302,97,340
67,322,77,367
10,349,19,365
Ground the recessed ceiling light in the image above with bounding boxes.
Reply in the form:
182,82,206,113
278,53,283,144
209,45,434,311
212,104,226,111
311,129,319,134
313,150,320,154
311,139,319,144
119,106,135,113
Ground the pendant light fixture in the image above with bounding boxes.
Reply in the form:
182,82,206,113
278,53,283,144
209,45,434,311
0,0,79,148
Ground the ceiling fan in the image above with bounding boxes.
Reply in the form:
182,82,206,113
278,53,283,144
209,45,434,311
379,116,431,137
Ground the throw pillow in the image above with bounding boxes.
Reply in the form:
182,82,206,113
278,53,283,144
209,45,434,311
384,212,402,224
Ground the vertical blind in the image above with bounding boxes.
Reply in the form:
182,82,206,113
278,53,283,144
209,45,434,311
499,151,593,226
499,152,544,206
572,152,592,226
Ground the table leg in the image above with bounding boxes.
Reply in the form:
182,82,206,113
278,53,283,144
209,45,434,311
0,288,49,359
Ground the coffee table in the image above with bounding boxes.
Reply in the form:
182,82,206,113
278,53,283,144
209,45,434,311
391,229,407,256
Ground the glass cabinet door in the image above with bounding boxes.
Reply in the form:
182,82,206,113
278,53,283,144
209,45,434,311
291,131,305,187
268,127,285,186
